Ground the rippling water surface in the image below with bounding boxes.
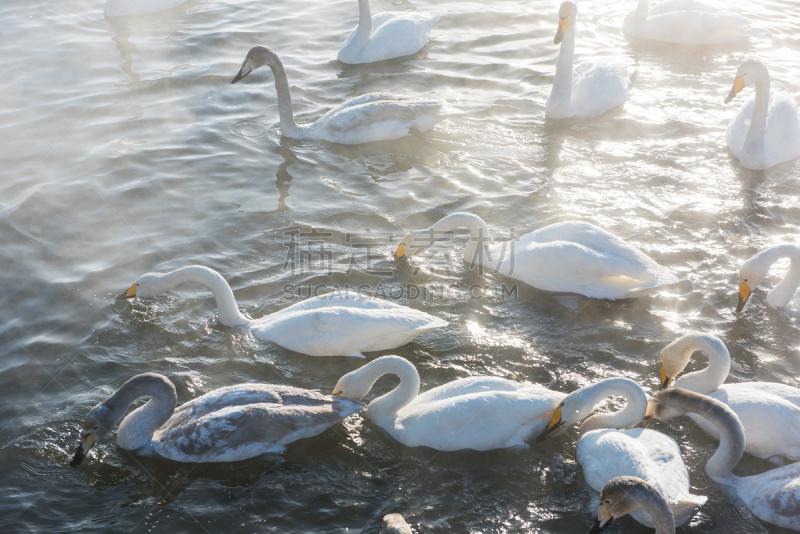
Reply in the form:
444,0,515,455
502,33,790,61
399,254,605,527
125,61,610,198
2,0,800,532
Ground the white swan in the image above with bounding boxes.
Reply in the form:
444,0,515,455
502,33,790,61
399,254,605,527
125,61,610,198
105,0,186,17
536,378,706,527
546,1,635,119
658,333,800,462
590,476,676,534
232,46,445,145
647,388,800,531
395,213,677,300
623,0,757,45
70,372,363,465
331,355,565,451
724,59,800,170
119,266,446,358
338,0,438,64
737,245,800,312
381,513,412,534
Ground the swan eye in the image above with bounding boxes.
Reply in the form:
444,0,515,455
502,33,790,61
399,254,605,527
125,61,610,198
604,499,611,504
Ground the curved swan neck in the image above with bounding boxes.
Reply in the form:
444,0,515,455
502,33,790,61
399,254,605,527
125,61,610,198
105,373,177,450
761,245,800,308
140,266,250,327
550,13,576,116
353,0,373,50
628,481,675,534
427,213,493,268
670,334,730,394
577,378,647,432
358,356,420,422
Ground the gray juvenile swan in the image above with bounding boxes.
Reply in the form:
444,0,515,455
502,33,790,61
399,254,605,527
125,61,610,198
70,373,363,465
232,46,445,145
590,476,675,534
646,388,800,531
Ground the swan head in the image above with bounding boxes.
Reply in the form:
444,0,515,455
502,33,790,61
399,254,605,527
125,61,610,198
394,232,433,260
332,369,373,400
69,404,115,467
116,272,167,300
724,59,769,104
536,387,595,442
643,389,690,421
736,252,769,312
657,334,700,389
554,1,576,45
590,477,661,534
232,46,279,84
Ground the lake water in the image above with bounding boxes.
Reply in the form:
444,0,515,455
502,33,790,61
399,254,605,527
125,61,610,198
2,0,799,532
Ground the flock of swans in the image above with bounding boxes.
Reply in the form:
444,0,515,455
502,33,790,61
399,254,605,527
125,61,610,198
64,0,800,532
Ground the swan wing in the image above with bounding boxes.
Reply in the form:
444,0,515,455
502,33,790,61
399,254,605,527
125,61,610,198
152,385,363,462
569,60,632,118
764,88,800,164
389,379,564,451
737,463,800,530
339,12,439,64
626,7,753,44
274,291,414,314
252,305,446,357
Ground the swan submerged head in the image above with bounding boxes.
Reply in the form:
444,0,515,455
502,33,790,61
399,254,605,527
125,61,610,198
394,232,433,260
232,46,278,84
116,272,168,299
554,1,576,45
69,404,116,467
725,59,769,104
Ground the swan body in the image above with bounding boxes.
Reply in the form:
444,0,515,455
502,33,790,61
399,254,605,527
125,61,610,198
119,265,446,357
381,513,413,534
70,373,363,465
591,476,676,534
338,0,438,64
396,213,677,300
648,388,800,531
105,0,186,17
536,378,706,527
658,333,800,462
547,1,634,119
332,356,565,451
724,59,800,170
737,245,800,312
623,0,757,45
232,46,444,144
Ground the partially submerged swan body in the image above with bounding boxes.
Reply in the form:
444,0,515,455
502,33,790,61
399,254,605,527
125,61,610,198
396,213,677,300
332,356,565,451
647,388,800,531
537,378,706,527
737,245,800,312
105,0,186,17
659,333,800,462
232,46,444,144
70,373,363,465
119,265,446,357
623,0,757,45
724,59,800,170
547,1,634,119
381,513,413,534
338,0,438,64
590,476,676,534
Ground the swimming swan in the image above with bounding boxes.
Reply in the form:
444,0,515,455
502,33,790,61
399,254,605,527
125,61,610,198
338,0,438,64
395,213,677,300
590,476,676,534
331,355,565,451
547,1,635,119
623,0,757,45
381,513,413,534
118,265,446,357
105,0,185,17
536,378,706,527
658,333,800,462
737,245,800,312
70,372,363,465
232,46,445,145
647,388,800,531
724,59,800,170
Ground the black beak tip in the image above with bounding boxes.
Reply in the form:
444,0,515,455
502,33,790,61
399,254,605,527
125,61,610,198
69,448,86,467
231,70,247,84
588,517,613,534
735,296,746,313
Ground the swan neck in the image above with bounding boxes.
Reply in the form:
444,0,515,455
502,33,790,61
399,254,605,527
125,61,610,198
764,246,800,308
267,55,300,136
429,213,493,268
743,76,770,159
550,21,576,115
106,374,177,450
679,393,744,483
579,378,647,432
354,0,373,48
631,0,649,23
672,335,730,394
159,267,249,327
361,357,420,423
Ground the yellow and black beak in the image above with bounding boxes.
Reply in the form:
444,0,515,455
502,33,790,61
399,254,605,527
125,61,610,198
659,363,672,389
536,405,564,442
724,75,745,104
332,392,342,398
736,281,751,313
588,507,615,534
116,282,137,300
69,430,95,467
555,16,569,45
395,243,406,259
